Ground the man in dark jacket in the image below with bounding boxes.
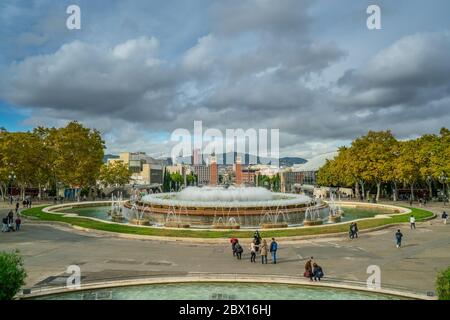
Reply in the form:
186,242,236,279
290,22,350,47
395,230,403,248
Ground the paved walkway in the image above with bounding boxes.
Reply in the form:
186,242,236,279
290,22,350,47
0,202,449,297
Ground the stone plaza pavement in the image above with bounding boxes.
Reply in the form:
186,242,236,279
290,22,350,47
0,202,449,297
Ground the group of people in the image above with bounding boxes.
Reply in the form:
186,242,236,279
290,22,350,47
230,231,278,264
2,210,21,232
304,257,324,281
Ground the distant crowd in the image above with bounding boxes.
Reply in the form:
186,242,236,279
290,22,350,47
1,198,30,233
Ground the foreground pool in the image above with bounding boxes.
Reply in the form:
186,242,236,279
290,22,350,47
31,283,404,300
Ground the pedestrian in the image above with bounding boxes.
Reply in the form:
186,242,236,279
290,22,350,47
304,257,314,281
442,211,448,225
395,229,403,248
2,216,8,232
28,198,32,208
409,215,416,230
254,230,261,252
312,263,324,281
230,237,238,256
15,216,21,231
270,238,278,264
235,240,243,260
260,239,268,264
349,223,354,239
352,222,359,238
250,240,257,263
7,210,14,225
15,202,19,214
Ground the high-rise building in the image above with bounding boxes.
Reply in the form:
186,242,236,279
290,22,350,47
210,155,218,186
193,148,202,165
192,165,210,185
235,156,242,185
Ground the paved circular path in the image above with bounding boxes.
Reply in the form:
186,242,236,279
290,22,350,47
1,201,449,297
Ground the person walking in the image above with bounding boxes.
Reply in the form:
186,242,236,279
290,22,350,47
260,239,268,264
2,216,8,232
442,211,448,225
304,258,314,281
352,222,359,238
15,216,21,231
395,229,403,248
230,237,238,256
409,215,416,230
312,263,324,281
15,202,19,214
349,223,354,239
234,240,243,260
254,230,261,253
270,238,278,264
250,240,257,263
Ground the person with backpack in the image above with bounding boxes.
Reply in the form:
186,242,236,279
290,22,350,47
234,240,243,260
270,238,278,264
442,211,448,225
395,229,403,248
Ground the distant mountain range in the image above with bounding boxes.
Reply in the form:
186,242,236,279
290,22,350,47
178,152,307,167
104,152,307,167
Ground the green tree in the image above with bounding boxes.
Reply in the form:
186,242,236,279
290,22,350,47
48,122,105,199
99,162,132,188
0,132,44,200
351,131,397,201
436,266,450,300
0,250,27,300
393,140,422,201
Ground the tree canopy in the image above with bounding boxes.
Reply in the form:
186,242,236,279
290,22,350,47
317,129,450,201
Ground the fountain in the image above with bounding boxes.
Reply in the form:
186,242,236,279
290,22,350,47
260,205,289,229
109,192,125,223
303,203,324,226
328,193,344,223
164,205,190,228
128,203,151,226
125,186,326,228
213,205,241,229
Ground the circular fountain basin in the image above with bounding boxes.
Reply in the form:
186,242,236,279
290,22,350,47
126,186,321,228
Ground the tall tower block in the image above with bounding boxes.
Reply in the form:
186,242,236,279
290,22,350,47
210,155,218,186
235,156,243,185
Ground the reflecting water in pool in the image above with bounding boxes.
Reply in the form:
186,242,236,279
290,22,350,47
32,283,403,300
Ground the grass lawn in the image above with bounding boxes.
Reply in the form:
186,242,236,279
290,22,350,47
21,206,434,239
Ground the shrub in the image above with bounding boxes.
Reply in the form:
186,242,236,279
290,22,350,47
0,250,27,300
436,266,450,300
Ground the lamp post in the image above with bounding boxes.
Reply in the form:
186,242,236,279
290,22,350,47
8,172,16,199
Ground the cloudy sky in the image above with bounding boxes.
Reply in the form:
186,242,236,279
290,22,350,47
1,0,450,160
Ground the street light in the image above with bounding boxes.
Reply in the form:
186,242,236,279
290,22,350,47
8,172,16,198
